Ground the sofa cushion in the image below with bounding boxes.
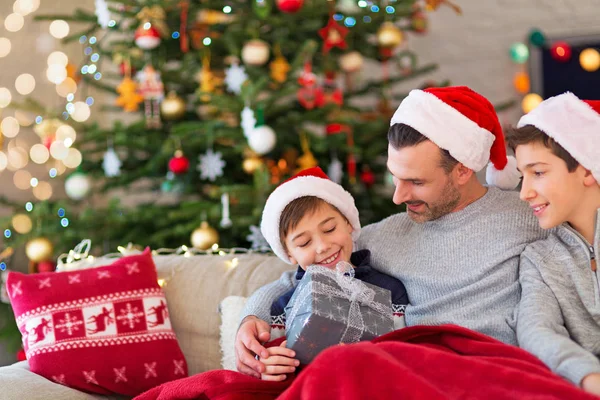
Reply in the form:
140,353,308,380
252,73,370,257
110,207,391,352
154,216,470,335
5,249,187,397
150,252,295,375
218,296,248,371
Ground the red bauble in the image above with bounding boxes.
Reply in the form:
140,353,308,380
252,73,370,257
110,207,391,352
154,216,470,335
277,0,304,13
360,168,376,188
119,62,136,76
168,152,190,175
550,41,572,62
37,261,55,273
16,349,27,361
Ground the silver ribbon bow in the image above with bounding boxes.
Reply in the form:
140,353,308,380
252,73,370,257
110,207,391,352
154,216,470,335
286,261,391,344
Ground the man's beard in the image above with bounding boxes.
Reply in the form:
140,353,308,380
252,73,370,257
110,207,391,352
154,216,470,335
406,178,461,223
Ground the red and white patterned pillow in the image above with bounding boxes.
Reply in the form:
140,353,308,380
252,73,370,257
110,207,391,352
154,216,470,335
5,248,188,396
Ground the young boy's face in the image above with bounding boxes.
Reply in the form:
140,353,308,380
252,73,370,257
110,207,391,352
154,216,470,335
516,141,587,229
284,202,354,270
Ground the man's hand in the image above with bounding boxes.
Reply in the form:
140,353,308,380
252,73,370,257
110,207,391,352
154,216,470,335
581,373,600,396
260,340,299,381
235,316,272,378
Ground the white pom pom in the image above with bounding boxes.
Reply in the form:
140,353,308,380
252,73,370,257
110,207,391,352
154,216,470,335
485,155,521,190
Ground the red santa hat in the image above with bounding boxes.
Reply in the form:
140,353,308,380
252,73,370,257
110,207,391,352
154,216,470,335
260,167,361,264
517,92,600,182
390,86,521,190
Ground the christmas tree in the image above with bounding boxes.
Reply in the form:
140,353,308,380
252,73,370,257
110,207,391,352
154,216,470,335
0,0,464,359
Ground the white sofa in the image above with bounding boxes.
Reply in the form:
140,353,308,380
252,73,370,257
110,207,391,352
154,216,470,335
0,251,295,399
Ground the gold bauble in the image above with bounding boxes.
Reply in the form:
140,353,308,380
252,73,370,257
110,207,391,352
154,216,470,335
25,237,54,263
377,22,404,48
191,221,220,250
160,91,186,121
243,156,263,174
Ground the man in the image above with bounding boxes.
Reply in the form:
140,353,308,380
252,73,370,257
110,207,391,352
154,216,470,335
235,86,545,378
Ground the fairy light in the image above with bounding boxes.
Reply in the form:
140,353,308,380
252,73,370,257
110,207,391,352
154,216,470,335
4,229,11,239
0,38,11,58
171,31,180,39
223,6,232,13
0,88,12,108
203,37,211,46
358,0,367,7
5,13,25,32
25,202,33,212
49,20,70,39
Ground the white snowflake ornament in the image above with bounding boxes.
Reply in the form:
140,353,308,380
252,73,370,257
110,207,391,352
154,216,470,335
328,156,343,184
224,62,248,94
198,149,226,181
246,225,270,250
95,0,111,28
241,106,257,138
103,146,121,177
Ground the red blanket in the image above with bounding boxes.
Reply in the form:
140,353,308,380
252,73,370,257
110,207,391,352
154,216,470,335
134,325,597,400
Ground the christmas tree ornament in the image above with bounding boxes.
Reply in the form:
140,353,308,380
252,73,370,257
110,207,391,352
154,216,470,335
241,39,270,66
315,73,343,108
377,22,403,48
95,0,111,28
115,77,144,112
26,237,54,263
37,260,56,273
297,132,318,170
254,0,272,19
196,52,222,101
241,106,257,138
246,225,270,250
339,51,364,73
360,165,375,188
424,0,462,14
248,125,277,155
397,52,417,75
328,155,343,184
550,41,572,62
160,171,184,194
220,193,232,228
198,148,226,181
319,16,349,53
297,61,322,109
169,150,190,175
134,25,162,50
411,10,428,34
65,172,91,201
66,63,82,84
103,145,121,177
136,64,164,128
190,221,219,250
509,43,529,64
513,72,530,94
528,28,546,47
270,45,290,83
243,154,263,174
224,61,249,94
179,0,190,53
277,0,304,13
160,91,186,121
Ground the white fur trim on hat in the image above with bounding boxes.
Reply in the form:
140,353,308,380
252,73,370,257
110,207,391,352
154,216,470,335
485,155,521,190
260,176,361,264
517,92,600,182
390,89,496,171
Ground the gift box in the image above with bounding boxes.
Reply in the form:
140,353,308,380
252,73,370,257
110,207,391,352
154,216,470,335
284,263,393,365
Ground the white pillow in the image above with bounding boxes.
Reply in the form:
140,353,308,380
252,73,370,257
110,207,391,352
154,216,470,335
219,296,248,371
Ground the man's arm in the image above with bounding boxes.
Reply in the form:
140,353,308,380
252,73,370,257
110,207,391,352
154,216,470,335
239,269,297,323
517,255,600,386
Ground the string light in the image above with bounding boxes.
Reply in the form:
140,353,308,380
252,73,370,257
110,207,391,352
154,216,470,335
49,20,70,39
0,38,11,58
4,229,11,239
25,202,33,212
0,262,6,271
5,13,25,32
223,6,232,13
0,88,12,108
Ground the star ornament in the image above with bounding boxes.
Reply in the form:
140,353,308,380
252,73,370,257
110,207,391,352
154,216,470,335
318,17,349,53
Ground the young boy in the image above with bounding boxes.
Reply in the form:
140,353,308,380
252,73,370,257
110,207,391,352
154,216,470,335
506,92,600,396
257,166,409,381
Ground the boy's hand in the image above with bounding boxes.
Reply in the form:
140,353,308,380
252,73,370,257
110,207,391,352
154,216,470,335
581,373,600,396
260,340,300,381
235,316,271,378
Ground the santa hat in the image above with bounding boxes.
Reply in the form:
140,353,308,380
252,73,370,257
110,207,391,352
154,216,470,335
390,86,521,190
260,167,361,264
517,92,600,182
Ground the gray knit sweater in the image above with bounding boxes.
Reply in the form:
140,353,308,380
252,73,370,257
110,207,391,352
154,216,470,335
517,211,600,386
242,187,546,345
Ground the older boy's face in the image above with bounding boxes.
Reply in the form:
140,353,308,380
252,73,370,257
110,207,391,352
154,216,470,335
285,203,354,270
516,142,587,229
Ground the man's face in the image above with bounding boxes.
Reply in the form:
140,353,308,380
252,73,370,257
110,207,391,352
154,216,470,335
387,141,461,223
516,142,587,229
